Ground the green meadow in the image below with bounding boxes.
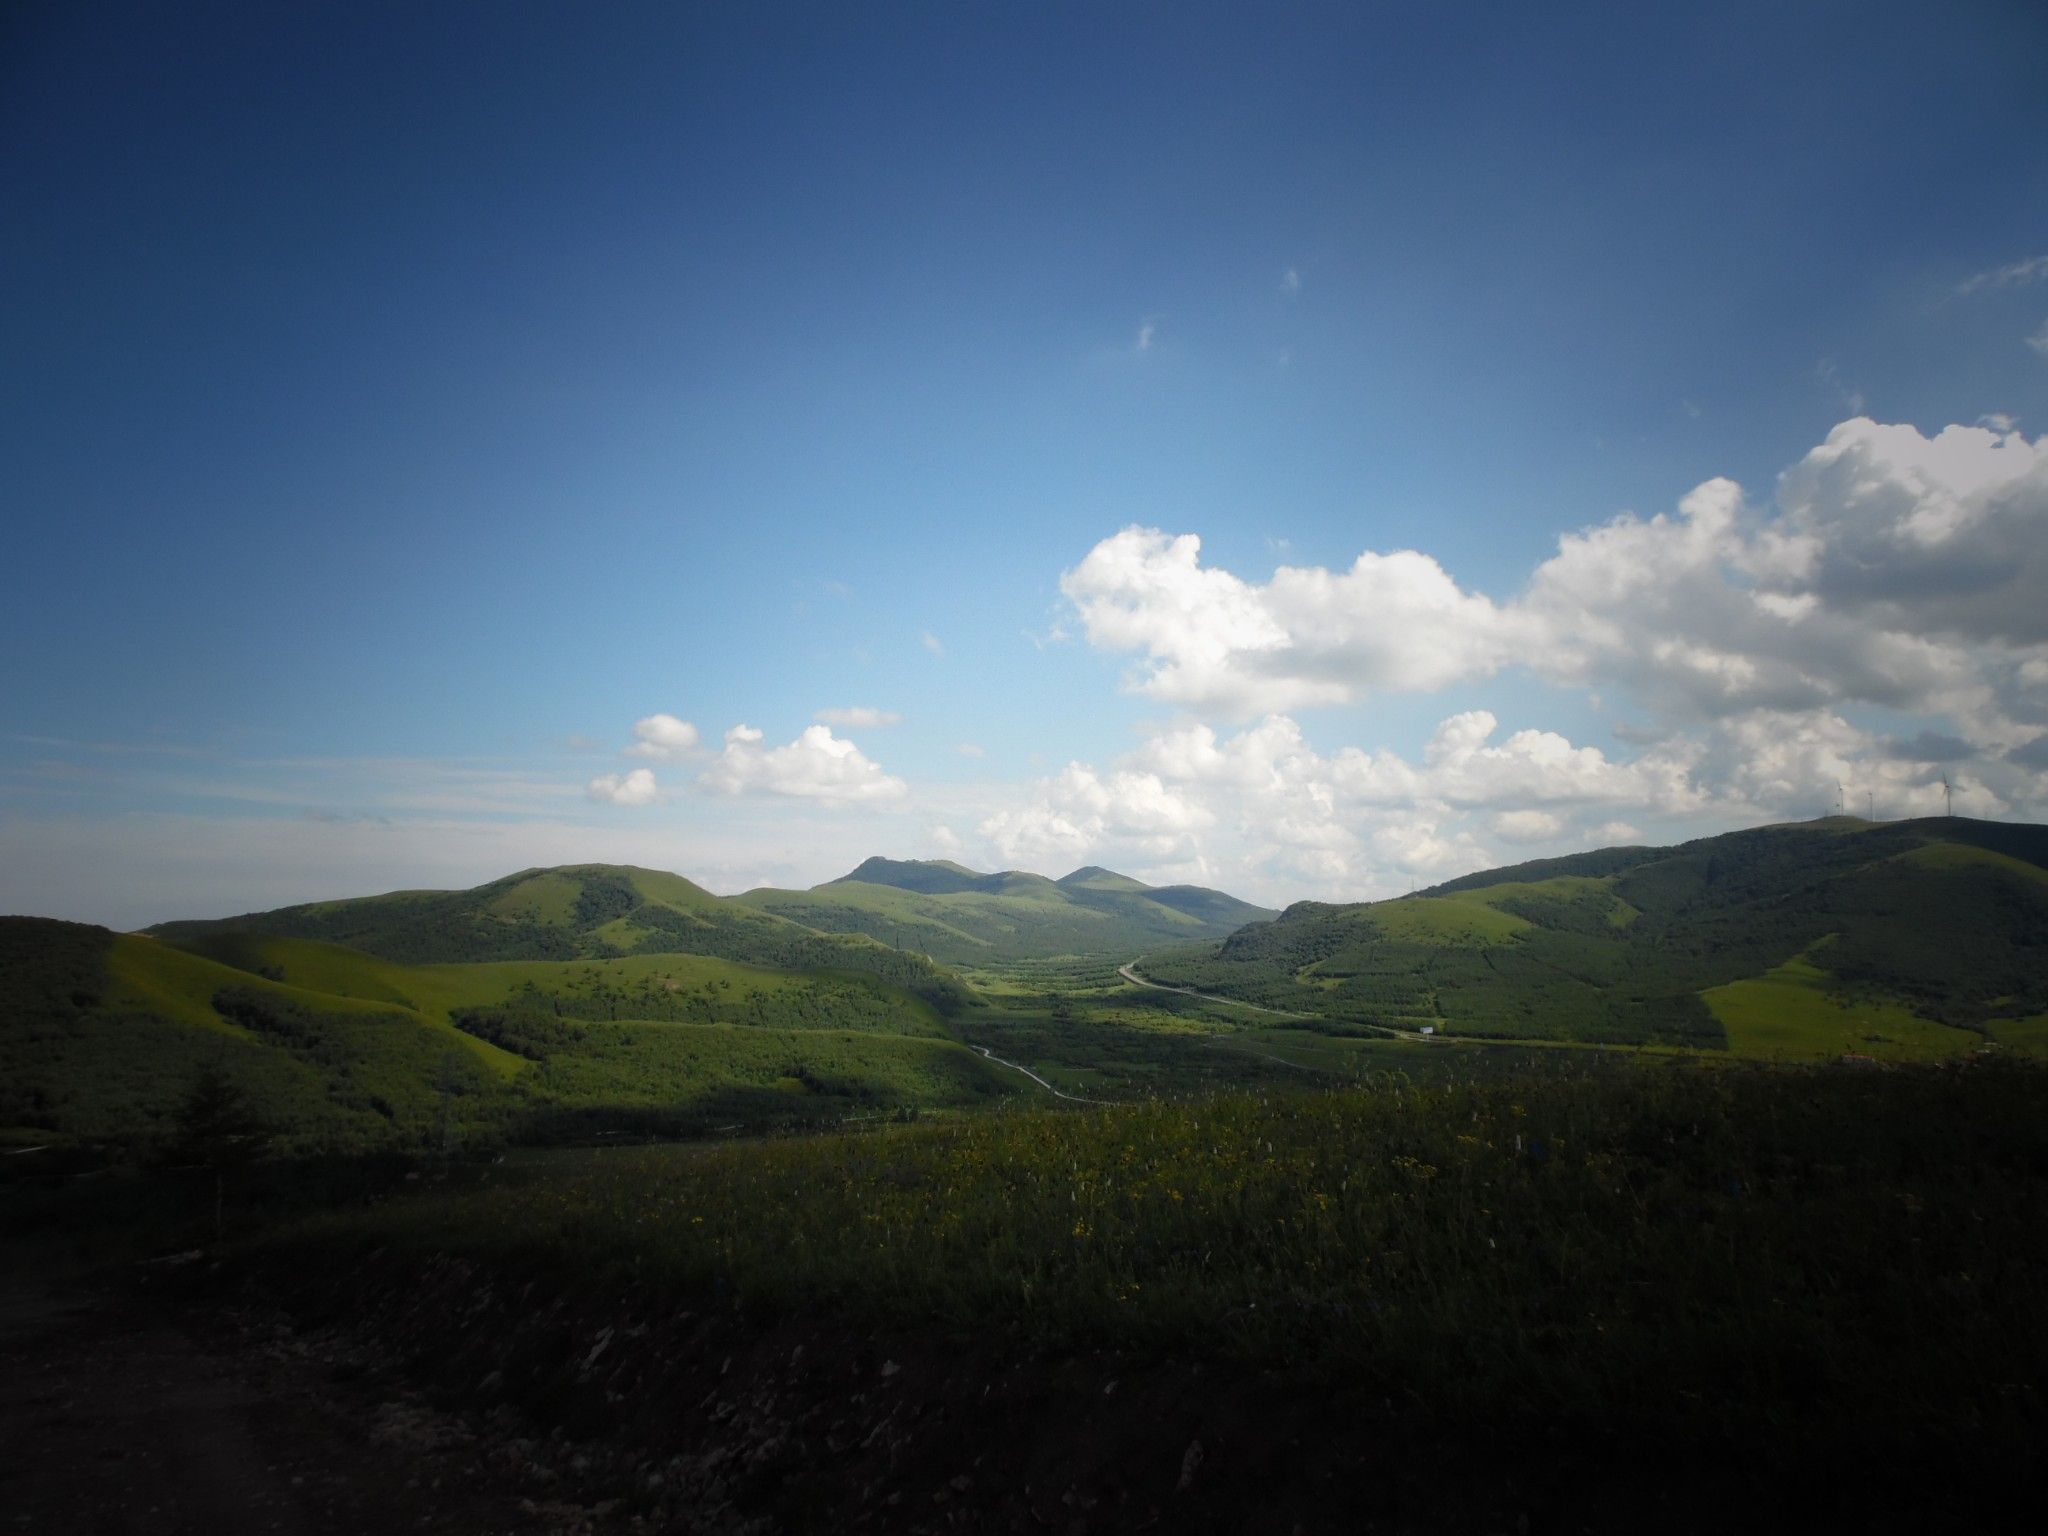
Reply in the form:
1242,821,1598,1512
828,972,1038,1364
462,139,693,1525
8,818,2048,1167
266,1061,2048,1463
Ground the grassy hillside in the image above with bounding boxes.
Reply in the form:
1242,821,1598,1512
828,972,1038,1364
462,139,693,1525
1,917,1011,1156
0,918,526,1154
737,857,1275,963
148,864,969,1010
1139,817,2048,1059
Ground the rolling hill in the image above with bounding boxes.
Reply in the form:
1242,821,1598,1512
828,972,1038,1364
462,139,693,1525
735,857,1276,964
4,857,1272,1156
147,864,967,1008
1133,816,2048,1059
1,911,1012,1156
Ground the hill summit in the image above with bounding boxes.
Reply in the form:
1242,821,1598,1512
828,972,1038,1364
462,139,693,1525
742,858,1275,963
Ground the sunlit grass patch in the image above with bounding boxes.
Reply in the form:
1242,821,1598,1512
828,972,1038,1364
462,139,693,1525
1703,951,1980,1061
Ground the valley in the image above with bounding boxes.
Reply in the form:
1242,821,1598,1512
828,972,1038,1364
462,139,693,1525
8,818,2047,1532
8,816,2047,1164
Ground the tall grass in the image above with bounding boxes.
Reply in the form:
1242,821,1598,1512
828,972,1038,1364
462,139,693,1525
275,1061,2046,1449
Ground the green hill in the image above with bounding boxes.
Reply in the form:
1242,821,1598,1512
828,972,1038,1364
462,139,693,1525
736,858,1276,964
1,911,1012,1156
147,863,967,1009
1135,817,2048,1059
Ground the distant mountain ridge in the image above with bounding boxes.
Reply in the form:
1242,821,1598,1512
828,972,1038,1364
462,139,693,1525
144,857,1277,972
740,857,1277,963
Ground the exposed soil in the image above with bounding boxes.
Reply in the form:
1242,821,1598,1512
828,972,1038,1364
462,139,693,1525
3,1248,2032,1535
0,1266,625,1535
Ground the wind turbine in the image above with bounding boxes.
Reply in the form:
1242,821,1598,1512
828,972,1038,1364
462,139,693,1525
1941,773,1953,818
1834,780,1845,814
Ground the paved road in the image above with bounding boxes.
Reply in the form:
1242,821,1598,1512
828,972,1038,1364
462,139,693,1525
1117,960,1454,1046
971,1046,1114,1105
1115,962,1317,1019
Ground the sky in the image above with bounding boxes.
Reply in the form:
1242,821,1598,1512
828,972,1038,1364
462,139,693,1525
4,0,2048,927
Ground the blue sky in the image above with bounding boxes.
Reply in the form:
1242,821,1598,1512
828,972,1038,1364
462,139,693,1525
5,0,2047,925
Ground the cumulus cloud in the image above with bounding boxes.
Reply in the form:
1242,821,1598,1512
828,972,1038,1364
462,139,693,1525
699,724,906,802
623,713,700,759
586,768,659,806
1061,529,1526,715
1061,418,2048,748
981,762,1213,866
814,706,902,729
973,699,2025,905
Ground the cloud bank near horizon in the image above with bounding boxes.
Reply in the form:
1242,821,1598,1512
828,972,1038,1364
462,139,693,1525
9,416,2047,925
576,416,2046,900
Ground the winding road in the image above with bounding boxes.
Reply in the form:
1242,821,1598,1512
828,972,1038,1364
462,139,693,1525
1117,960,1455,1047
1115,961,1317,1019
971,1045,1114,1105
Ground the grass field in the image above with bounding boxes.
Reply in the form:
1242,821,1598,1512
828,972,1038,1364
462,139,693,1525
1703,947,1986,1061
264,1060,2048,1458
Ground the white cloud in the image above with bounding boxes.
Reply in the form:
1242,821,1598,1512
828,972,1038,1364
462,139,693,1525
920,631,946,657
1060,527,1525,715
2029,320,2048,359
970,696,2035,907
1957,254,2048,295
955,742,986,758
586,767,659,806
1815,358,1866,415
624,713,700,759
814,706,902,729
981,762,1213,867
1135,320,1156,353
699,724,907,803
1062,418,2048,749
1280,267,1301,297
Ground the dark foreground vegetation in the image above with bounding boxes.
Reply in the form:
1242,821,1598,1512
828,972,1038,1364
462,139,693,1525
69,1059,2022,1532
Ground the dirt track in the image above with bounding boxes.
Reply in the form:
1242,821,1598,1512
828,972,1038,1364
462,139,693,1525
0,1270,622,1536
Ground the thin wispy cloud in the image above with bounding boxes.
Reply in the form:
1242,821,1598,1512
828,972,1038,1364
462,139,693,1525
920,630,946,657
1815,357,1865,415
1956,254,2048,295
1135,320,1156,353
1280,267,1301,296
815,706,902,729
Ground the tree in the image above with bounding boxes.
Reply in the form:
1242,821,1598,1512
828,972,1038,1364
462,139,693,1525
168,1062,272,1242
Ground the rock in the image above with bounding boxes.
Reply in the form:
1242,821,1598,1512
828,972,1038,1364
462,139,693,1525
1176,1440,1204,1493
